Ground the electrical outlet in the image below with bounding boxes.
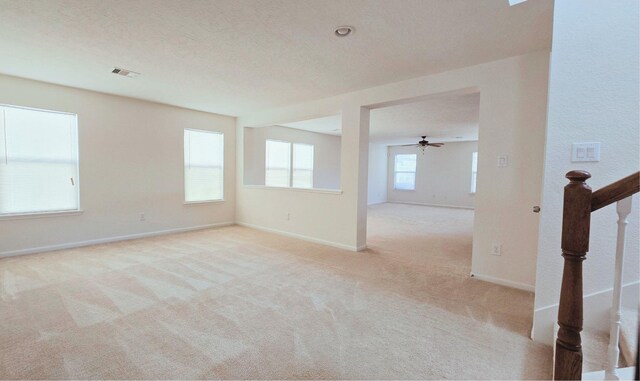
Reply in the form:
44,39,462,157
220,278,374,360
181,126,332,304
139,213,145,221
491,243,502,256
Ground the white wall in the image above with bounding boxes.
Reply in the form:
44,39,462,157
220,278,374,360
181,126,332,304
243,125,341,189
0,74,236,256
387,141,477,208
532,0,640,345
367,143,388,205
236,50,550,288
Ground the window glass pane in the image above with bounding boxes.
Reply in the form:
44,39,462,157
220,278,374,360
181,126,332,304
265,140,291,187
292,143,313,188
0,105,79,215
394,172,416,190
395,154,417,172
471,151,478,193
292,169,313,188
184,129,224,202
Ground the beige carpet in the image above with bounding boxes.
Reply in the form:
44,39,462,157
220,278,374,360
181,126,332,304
0,203,552,379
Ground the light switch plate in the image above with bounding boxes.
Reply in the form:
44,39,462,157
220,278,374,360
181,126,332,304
572,142,601,162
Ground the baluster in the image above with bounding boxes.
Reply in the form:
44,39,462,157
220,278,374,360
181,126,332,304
605,196,632,380
555,170,592,380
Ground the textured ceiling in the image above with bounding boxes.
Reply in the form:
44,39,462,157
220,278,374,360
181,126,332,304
276,92,479,145
0,0,552,116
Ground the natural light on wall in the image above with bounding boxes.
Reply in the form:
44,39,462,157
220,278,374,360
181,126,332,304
0,104,79,215
184,129,224,202
394,154,417,190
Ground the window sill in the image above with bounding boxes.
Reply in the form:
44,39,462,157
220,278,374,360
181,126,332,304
244,185,343,195
0,209,84,221
393,188,416,192
184,200,225,205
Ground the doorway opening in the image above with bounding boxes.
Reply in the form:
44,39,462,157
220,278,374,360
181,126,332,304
365,91,480,278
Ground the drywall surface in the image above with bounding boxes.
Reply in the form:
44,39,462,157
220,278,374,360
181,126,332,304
368,143,388,205
243,125,341,189
532,0,640,345
387,141,477,208
0,74,236,256
236,49,550,286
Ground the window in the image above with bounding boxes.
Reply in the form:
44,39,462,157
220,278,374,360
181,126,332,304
471,151,478,193
265,140,314,188
265,140,291,187
394,154,417,190
184,129,224,202
0,105,79,216
292,143,314,188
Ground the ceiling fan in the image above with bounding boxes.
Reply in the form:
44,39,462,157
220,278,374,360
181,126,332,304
402,136,444,152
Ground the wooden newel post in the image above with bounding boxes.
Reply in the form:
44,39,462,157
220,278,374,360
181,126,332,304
554,170,592,380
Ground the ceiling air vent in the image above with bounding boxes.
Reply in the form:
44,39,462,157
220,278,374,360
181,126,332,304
111,67,140,78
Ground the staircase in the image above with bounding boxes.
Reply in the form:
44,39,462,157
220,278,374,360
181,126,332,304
553,171,639,380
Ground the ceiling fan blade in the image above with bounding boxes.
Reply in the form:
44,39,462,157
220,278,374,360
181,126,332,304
427,143,444,147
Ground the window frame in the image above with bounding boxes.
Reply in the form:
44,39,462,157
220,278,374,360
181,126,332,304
0,103,81,218
393,153,417,191
265,139,315,189
183,128,225,204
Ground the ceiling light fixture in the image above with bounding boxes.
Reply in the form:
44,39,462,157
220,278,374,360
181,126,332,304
334,26,354,37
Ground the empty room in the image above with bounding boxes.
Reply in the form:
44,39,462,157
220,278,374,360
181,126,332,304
1,1,638,380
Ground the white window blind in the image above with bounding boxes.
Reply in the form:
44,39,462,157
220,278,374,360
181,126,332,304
0,105,79,215
292,143,314,188
184,129,224,202
394,154,417,190
265,140,291,187
470,151,478,193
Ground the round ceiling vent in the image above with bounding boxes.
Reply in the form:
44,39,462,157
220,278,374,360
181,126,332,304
334,26,354,37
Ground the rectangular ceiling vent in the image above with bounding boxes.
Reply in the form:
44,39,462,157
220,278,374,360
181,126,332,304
111,67,140,78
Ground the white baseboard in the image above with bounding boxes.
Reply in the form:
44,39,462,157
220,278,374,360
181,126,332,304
470,272,535,292
0,222,235,258
532,280,640,345
236,221,360,252
388,201,475,210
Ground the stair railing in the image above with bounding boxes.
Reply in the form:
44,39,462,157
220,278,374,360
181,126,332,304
554,170,640,380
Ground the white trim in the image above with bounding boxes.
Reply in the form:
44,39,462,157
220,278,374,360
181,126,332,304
236,221,359,251
0,222,235,258
388,201,475,210
533,280,640,314
0,209,84,221
470,272,535,292
243,185,343,195
183,200,225,205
